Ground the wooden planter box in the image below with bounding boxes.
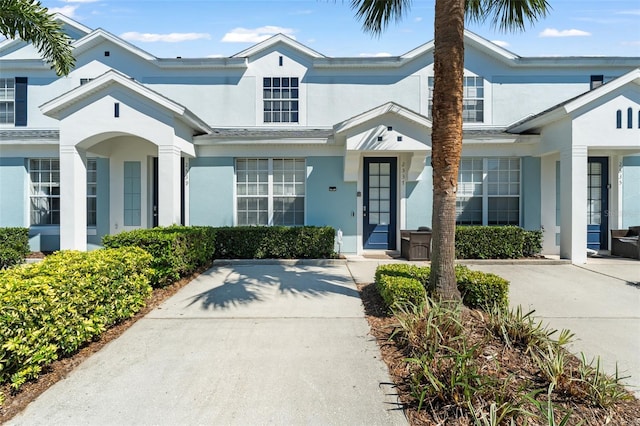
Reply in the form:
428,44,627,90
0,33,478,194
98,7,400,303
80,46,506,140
400,228,432,261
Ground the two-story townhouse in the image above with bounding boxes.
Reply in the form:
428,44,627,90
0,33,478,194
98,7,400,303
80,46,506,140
1,15,639,263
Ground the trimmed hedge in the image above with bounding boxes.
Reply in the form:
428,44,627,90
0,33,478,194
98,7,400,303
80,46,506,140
0,227,30,269
0,248,152,389
377,274,425,308
214,226,335,259
454,266,509,311
455,226,542,259
374,264,509,311
103,226,216,287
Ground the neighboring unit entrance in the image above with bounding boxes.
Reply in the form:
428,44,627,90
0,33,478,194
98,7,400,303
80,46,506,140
587,157,609,251
363,157,397,250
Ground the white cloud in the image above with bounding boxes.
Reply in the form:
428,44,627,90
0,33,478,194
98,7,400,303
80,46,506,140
539,28,591,37
616,9,640,15
358,52,392,57
621,40,640,46
414,17,423,22
221,26,295,43
491,40,510,48
62,0,100,3
120,32,211,43
48,5,78,17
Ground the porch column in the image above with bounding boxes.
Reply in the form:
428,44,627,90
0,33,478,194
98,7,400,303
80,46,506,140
60,145,87,250
158,145,181,226
559,145,588,264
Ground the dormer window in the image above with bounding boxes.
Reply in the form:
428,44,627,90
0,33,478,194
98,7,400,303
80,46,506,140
263,77,299,123
428,75,484,123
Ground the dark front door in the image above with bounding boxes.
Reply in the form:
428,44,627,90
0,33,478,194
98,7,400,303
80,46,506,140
363,158,397,250
587,157,608,251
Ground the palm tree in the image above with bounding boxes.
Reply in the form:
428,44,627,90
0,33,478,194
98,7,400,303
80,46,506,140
351,0,549,301
0,0,75,75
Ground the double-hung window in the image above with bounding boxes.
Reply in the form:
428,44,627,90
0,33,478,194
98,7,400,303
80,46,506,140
456,158,520,226
0,78,15,124
263,77,299,123
29,158,99,226
428,75,484,123
236,158,305,226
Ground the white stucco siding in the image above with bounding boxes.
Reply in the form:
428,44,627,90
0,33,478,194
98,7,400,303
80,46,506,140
149,76,255,127
492,81,586,126
572,87,640,148
57,90,176,147
306,75,422,126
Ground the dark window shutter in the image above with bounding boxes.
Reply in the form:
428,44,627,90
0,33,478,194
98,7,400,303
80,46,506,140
14,77,27,126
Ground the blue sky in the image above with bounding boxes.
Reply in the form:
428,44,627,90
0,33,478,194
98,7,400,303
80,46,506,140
41,0,640,59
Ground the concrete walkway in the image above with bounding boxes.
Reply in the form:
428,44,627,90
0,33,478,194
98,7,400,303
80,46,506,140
9,261,407,426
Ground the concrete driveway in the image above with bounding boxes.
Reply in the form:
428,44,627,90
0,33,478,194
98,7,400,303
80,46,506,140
469,257,640,396
9,261,407,426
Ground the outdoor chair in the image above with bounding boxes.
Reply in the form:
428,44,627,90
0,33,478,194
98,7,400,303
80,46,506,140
610,226,640,260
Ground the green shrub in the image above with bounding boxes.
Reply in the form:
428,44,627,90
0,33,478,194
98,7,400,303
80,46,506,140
455,265,509,311
103,225,216,287
214,226,335,259
523,229,543,257
376,274,426,308
0,227,30,269
0,247,152,389
374,264,509,311
374,263,430,286
456,226,529,259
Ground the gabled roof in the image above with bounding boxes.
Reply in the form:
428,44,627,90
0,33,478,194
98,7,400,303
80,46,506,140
40,69,212,134
334,102,431,134
508,68,640,133
72,28,157,61
231,33,325,59
0,13,91,55
313,30,519,69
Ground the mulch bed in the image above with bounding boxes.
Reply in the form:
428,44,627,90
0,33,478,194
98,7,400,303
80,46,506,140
356,282,640,425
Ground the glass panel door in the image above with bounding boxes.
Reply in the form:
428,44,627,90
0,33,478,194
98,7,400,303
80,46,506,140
363,158,396,250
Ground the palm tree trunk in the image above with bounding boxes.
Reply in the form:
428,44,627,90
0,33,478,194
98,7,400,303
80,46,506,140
428,0,465,301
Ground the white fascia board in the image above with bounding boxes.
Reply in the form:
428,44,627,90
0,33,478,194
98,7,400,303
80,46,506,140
509,68,640,133
463,30,519,62
155,57,247,69
72,29,157,61
52,14,93,36
39,69,212,134
231,34,325,59
334,102,431,134
0,59,49,70
193,137,332,146
563,68,640,114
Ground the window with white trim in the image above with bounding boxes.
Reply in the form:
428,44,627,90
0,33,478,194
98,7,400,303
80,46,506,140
87,159,97,227
29,159,60,225
428,75,484,123
0,78,15,124
236,158,305,226
456,158,520,225
29,158,99,226
263,77,299,123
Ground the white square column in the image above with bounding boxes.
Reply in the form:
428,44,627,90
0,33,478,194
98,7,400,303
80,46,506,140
560,145,588,264
60,146,87,250
158,145,182,226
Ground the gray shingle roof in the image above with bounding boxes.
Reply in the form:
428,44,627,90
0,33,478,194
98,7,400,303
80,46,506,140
0,129,59,140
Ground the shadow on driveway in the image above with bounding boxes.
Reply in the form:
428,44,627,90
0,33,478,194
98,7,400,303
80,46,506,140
186,263,360,311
